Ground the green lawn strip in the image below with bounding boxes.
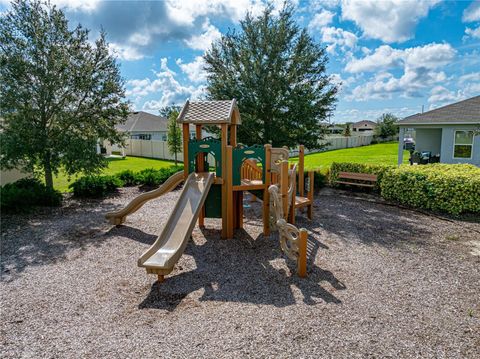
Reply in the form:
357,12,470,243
289,142,409,172
54,156,177,192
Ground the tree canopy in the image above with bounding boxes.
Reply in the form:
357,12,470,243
204,4,337,149
374,113,399,140
166,109,182,166
0,0,129,189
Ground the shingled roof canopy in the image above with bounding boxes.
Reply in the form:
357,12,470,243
177,99,241,125
398,95,480,125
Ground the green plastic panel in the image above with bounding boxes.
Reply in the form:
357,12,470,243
188,137,222,177
204,184,222,218
232,144,266,185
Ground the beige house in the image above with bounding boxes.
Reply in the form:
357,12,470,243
353,120,376,132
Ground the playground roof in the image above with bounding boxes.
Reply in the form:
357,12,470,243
177,99,241,125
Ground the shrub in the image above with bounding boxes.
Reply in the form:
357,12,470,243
380,164,480,215
136,166,183,187
70,175,123,198
329,162,393,191
116,170,138,186
0,178,62,212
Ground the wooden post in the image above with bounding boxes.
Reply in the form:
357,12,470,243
280,160,289,220
182,124,190,180
157,274,165,283
229,124,237,147
226,145,234,238
221,124,228,239
297,229,308,278
238,191,244,229
289,164,296,225
263,144,272,236
307,171,314,220
196,124,205,228
298,145,305,197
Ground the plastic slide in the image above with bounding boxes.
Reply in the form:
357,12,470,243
105,171,184,225
137,172,214,278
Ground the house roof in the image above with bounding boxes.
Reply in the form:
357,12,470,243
117,111,168,132
177,99,241,125
398,95,480,126
353,120,376,128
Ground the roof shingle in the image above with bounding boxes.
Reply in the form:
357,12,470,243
398,96,480,125
117,111,168,132
177,99,241,125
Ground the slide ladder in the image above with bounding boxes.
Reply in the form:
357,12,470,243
105,171,184,225
138,172,214,281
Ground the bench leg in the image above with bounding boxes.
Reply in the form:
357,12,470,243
307,204,313,220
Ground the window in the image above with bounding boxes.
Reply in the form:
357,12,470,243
137,134,151,140
453,130,474,159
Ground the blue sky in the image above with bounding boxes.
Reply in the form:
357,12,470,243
1,0,479,123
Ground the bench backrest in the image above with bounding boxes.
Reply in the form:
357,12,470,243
338,171,377,181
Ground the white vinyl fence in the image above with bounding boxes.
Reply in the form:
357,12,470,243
289,134,375,156
124,139,184,161
105,134,379,161
321,134,374,151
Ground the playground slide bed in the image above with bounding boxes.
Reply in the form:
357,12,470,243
1,187,479,358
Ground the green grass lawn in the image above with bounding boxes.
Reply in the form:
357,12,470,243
290,142,409,171
54,156,177,192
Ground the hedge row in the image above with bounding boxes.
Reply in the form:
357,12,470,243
70,166,183,198
0,178,62,212
380,164,480,215
329,162,480,215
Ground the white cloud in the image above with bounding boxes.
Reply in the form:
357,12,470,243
126,58,205,109
346,43,456,73
348,68,448,102
309,9,335,30
345,45,403,73
109,43,145,61
341,0,440,43
427,86,465,105
459,72,480,83
176,56,208,83
321,26,357,54
126,79,152,97
166,0,265,26
330,73,356,94
309,0,341,11
462,1,480,22
184,20,222,51
51,0,100,12
465,26,480,39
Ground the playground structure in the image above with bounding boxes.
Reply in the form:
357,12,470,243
105,99,314,282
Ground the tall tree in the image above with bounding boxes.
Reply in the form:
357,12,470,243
0,0,129,189
374,113,399,140
159,105,181,118
204,4,337,149
166,110,182,166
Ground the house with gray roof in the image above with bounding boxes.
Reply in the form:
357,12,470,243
117,111,170,141
397,96,480,166
117,111,199,141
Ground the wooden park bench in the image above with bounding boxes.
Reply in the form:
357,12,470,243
335,171,377,188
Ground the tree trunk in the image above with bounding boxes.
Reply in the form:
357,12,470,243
174,152,178,166
44,154,54,190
